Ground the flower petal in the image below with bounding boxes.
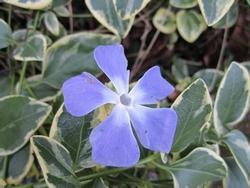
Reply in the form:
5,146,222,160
128,105,177,152
129,66,174,104
62,72,118,117
94,44,129,94
90,105,140,167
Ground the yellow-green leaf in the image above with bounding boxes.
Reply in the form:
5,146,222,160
3,0,52,10
85,0,134,38
153,8,176,34
176,10,206,43
198,0,235,26
0,95,51,156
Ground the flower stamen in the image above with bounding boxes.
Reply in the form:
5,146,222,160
120,94,132,106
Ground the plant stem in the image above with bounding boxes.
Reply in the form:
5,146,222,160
0,157,8,179
67,0,74,33
38,126,48,136
7,4,12,25
77,153,159,182
209,15,229,92
130,30,160,80
33,11,40,30
31,164,40,179
17,61,28,94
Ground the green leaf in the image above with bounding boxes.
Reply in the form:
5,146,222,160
193,69,224,90
16,74,58,101
3,0,52,10
0,19,13,49
214,62,250,134
0,74,12,97
49,106,94,170
53,6,70,17
44,11,60,36
171,79,212,152
223,130,250,184
42,32,120,89
224,157,250,188
176,10,206,43
12,29,49,43
113,0,150,19
242,62,250,73
85,0,134,38
171,57,189,82
53,0,68,7
170,0,198,9
247,0,250,6
213,2,239,29
167,148,227,188
198,0,235,26
153,8,176,34
31,136,80,188
6,144,34,185
0,95,51,156
13,34,47,62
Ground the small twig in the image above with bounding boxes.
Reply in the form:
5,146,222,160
17,61,28,94
130,30,160,80
67,0,74,33
77,153,159,182
58,13,92,18
130,14,152,80
134,14,152,65
209,15,229,92
134,1,163,25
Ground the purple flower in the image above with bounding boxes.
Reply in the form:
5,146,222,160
62,44,177,167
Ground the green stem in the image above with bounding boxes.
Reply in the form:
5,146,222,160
33,11,40,30
17,61,28,94
8,5,12,25
0,157,8,179
38,126,48,136
31,164,40,179
23,80,37,98
151,161,168,171
209,14,229,92
77,153,159,182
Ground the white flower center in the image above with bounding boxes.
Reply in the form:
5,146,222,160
120,94,132,106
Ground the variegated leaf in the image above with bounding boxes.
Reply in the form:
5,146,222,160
213,2,239,29
0,95,51,156
166,148,227,188
223,130,250,184
176,10,206,43
31,136,80,188
170,0,198,9
214,62,250,134
43,11,60,36
171,79,212,152
113,0,150,19
224,157,250,188
42,32,120,89
3,0,52,10
193,69,224,90
85,0,134,38
16,74,58,101
198,0,235,26
6,144,34,185
153,8,176,34
0,19,13,49
13,34,47,62
50,105,94,170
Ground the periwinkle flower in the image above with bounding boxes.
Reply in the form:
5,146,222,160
62,44,177,167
